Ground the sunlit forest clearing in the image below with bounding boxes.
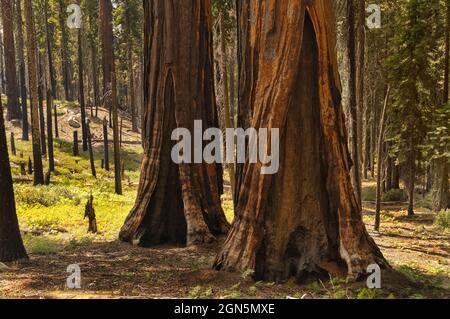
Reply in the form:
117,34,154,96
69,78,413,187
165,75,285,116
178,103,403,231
0,99,448,299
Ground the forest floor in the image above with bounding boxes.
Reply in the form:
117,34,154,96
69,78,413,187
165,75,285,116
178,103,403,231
0,101,449,299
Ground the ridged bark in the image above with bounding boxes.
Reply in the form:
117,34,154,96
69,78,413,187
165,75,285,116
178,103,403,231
120,0,229,246
214,0,387,282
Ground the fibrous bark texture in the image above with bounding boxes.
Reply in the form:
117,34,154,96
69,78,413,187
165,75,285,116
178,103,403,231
214,0,387,282
119,0,230,246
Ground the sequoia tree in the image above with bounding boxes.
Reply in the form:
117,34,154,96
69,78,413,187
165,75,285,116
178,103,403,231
119,0,230,246
0,97,28,262
214,0,387,282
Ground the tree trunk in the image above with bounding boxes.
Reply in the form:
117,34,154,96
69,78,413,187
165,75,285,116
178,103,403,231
44,0,56,98
87,120,96,178
125,5,138,133
433,0,449,212
99,0,114,115
375,87,390,231
15,0,28,140
356,0,365,184
120,0,230,247
103,117,109,171
54,103,59,138
219,12,235,198
46,89,55,172
38,57,47,157
73,130,79,156
0,98,28,261
1,0,20,120
214,1,387,282
58,0,73,101
78,28,88,152
346,0,362,206
112,72,122,195
407,145,416,217
24,0,44,185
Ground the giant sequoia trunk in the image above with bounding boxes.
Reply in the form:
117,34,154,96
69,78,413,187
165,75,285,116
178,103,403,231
214,0,387,282
0,99,28,262
119,0,229,246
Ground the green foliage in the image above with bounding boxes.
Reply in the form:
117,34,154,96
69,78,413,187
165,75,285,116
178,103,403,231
382,189,405,202
22,234,64,255
434,209,450,230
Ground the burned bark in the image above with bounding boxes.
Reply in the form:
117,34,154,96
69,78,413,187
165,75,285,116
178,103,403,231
119,0,229,246
0,98,28,261
214,1,387,282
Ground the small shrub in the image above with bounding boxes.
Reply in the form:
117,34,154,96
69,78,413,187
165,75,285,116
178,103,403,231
382,189,405,202
362,186,376,201
23,235,63,255
434,209,450,230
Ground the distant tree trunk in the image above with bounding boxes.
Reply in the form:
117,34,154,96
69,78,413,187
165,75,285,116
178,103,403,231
407,145,416,216
38,57,47,156
219,12,235,197
1,0,20,120
24,0,44,185
44,0,56,98
386,154,393,192
15,0,28,140
375,87,390,231
73,130,79,156
46,89,55,172
10,132,15,155
90,40,100,118
120,0,230,247
112,73,122,195
103,117,109,171
125,6,137,133
356,0,365,184
346,0,362,206
99,0,114,117
58,0,73,101
433,0,449,212
214,1,387,282
0,98,28,262
54,103,59,138
78,28,88,152
392,164,400,189
86,120,96,178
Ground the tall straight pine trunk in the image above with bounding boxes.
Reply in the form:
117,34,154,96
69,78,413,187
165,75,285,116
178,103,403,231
1,0,20,120
120,0,230,246
214,0,387,282
24,0,44,185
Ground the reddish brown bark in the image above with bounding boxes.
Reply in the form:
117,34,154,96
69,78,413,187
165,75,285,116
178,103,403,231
120,0,229,246
214,0,387,282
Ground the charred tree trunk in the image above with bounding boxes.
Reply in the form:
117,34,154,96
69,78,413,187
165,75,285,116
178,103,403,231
46,89,55,172
0,98,28,261
103,117,110,171
78,28,88,152
38,58,47,157
15,0,28,140
73,130,79,156
120,0,230,247
214,1,387,282
54,103,59,138
112,73,122,195
1,0,20,120
24,0,44,185
86,120,96,178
